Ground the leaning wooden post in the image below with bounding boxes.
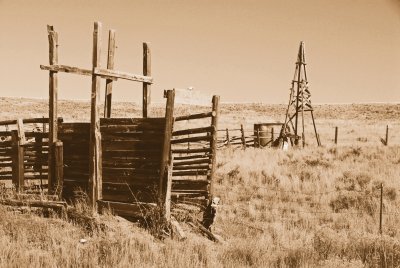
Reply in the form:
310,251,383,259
89,22,103,209
54,141,63,198
208,96,220,199
104,29,116,118
334,126,338,145
159,90,175,219
385,125,389,146
143,42,151,117
11,130,24,193
47,25,59,194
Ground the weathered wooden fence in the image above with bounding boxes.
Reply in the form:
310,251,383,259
171,96,220,208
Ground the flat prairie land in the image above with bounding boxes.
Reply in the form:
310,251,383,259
0,97,399,267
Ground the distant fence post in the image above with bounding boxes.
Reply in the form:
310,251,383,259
54,141,64,198
271,127,274,146
256,129,260,148
379,183,383,235
240,124,246,149
11,130,24,193
334,126,338,145
385,125,389,146
226,128,230,147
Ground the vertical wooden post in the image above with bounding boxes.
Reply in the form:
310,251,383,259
271,127,274,146
11,130,24,192
54,141,63,198
226,128,230,147
47,25,58,193
104,30,116,118
385,125,389,146
143,42,151,118
334,126,338,145
89,21,103,208
240,124,246,149
379,183,383,235
164,155,173,221
208,95,220,198
256,129,260,148
160,90,175,210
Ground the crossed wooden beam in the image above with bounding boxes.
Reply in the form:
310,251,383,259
40,21,153,205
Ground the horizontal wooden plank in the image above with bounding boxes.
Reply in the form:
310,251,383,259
0,163,12,167
101,132,164,141
102,175,159,184
100,118,164,125
171,148,212,154
172,126,214,136
0,175,12,180
174,158,211,166
175,111,215,122
0,132,12,136
100,124,165,133
58,123,90,133
102,141,163,151
172,164,210,171
103,167,160,176
171,135,212,144
40,64,118,81
0,117,62,126
103,150,162,158
173,154,211,161
94,68,153,84
172,170,210,176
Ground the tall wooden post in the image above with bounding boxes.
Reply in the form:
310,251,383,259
208,96,220,198
379,183,383,234
47,25,58,194
143,42,151,117
11,130,24,192
240,124,246,149
104,30,116,118
89,22,103,208
271,127,274,145
160,90,175,215
226,128,230,147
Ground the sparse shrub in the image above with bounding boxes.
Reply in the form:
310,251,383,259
329,192,376,216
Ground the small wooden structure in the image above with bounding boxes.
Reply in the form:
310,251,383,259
0,22,220,221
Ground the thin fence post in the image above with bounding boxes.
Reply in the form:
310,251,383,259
226,128,230,147
334,126,338,145
271,127,274,146
257,129,260,148
143,42,151,117
240,124,246,149
379,183,383,235
385,125,389,146
208,95,220,198
11,130,24,193
104,29,116,118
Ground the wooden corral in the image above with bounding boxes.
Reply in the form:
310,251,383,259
0,22,220,224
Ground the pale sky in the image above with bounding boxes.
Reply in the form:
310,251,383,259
0,0,399,103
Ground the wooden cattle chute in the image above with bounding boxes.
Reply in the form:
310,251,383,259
171,95,220,208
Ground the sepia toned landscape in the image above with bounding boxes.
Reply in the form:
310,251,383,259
0,98,399,267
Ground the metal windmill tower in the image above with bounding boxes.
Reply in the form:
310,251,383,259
282,42,320,147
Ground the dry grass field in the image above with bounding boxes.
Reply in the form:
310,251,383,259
0,97,399,267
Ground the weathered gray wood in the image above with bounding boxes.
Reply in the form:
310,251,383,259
11,131,24,192
47,25,58,194
16,119,26,145
174,158,211,166
54,141,63,197
172,170,210,176
159,90,175,208
172,126,214,136
164,156,173,220
175,111,215,122
171,148,212,154
104,30,116,118
173,154,211,161
385,125,389,146
171,135,212,144
40,64,118,81
89,21,103,208
0,199,67,210
208,96,219,197
334,126,338,144
172,164,210,171
93,68,153,83
97,200,156,218
143,42,151,117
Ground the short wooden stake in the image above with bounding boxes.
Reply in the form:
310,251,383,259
334,126,338,145
379,183,383,235
256,129,260,148
11,130,24,193
226,128,230,147
385,125,389,146
54,141,63,198
271,127,274,145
